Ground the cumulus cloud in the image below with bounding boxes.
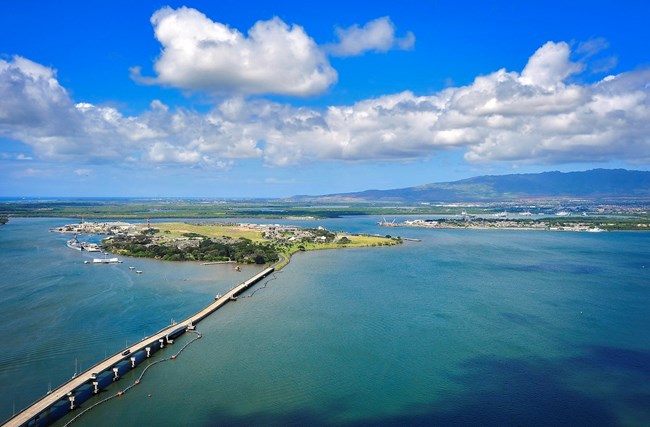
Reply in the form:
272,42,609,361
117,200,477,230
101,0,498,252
327,16,415,57
131,6,337,96
520,41,584,88
2,41,650,173
259,41,649,166
0,56,263,169
0,56,80,136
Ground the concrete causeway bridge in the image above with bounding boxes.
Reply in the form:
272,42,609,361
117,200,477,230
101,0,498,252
2,267,275,427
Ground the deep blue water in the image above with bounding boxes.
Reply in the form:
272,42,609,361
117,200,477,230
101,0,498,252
1,217,649,426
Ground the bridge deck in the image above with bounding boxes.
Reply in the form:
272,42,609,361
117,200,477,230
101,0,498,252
3,267,274,427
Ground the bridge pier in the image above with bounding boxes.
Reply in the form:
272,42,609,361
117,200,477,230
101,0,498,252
3,267,275,427
130,356,136,368
67,393,75,411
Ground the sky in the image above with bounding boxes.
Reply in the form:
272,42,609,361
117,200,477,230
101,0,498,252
1,0,649,198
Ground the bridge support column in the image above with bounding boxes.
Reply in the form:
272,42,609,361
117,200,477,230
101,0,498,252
130,356,136,368
112,367,119,382
68,394,75,410
145,347,151,358
93,381,99,394
159,338,164,349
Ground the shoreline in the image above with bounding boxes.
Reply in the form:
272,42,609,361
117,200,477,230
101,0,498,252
379,219,612,232
53,220,402,266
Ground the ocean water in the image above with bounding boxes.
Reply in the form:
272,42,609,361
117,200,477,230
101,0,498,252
1,217,649,426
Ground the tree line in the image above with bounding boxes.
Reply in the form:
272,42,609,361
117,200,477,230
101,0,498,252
102,234,279,264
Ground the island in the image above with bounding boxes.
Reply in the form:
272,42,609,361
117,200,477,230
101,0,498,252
53,221,402,269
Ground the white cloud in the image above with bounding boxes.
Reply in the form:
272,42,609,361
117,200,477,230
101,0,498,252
132,7,337,96
576,37,609,58
259,41,649,166
0,55,80,136
327,16,415,57
74,168,92,176
0,152,32,161
520,41,584,88
265,177,296,185
2,41,650,173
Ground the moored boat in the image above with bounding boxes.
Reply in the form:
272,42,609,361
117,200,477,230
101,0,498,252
67,236,83,251
82,242,102,252
92,257,122,264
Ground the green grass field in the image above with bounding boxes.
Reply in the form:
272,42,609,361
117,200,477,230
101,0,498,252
148,222,400,269
154,222,264,241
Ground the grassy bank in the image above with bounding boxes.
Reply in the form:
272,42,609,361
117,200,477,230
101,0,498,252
100,221,401,267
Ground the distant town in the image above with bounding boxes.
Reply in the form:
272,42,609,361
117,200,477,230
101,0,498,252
378,212,650,232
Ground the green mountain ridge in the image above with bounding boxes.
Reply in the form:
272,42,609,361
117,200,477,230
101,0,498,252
293,169,650,202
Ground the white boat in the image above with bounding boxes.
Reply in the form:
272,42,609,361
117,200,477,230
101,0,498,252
82,242,102,252
135,270,143,274
129,266,135,270
67,236,83,251
587,227,605,233
92,257,122,264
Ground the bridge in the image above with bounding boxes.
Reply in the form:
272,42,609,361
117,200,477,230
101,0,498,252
2,267,275,427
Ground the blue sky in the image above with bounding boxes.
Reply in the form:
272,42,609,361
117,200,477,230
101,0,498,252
1,0,649,198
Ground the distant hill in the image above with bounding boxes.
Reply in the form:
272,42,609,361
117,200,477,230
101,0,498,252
293,169,650,202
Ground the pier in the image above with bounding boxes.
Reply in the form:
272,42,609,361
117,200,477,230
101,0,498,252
2,267,274,427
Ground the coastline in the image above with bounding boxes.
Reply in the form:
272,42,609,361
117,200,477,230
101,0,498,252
378,218,616,232
4,218,398,425
55,220,402,266
1,217,649,426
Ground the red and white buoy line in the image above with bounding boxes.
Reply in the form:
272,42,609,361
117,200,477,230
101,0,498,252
63,330,203,426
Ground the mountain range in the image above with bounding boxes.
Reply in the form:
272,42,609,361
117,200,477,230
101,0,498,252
293,169,650,202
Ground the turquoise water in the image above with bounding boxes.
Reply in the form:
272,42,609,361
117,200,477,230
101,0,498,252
1,218,649,426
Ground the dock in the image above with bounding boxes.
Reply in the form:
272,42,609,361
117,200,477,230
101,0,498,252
2,267,274,427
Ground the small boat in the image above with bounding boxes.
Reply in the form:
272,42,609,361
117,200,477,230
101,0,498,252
67,235,83,251
71,358,78,379
229,295,238,301
135,270,143,274
214,294,221,300
587,227,605,233
82,243,102,252
129,266,135,270
92,257,122,264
